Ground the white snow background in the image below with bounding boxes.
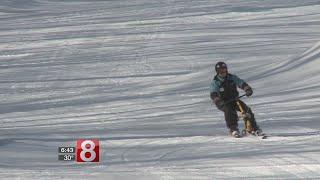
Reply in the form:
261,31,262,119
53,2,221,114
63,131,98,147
0,0,320,179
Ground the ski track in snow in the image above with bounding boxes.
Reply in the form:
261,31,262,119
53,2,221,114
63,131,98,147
0,0,320,179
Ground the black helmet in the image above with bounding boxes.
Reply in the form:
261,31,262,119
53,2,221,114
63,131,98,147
215,61,227,73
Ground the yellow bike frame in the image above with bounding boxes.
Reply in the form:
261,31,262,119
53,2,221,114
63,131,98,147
236,100,253,132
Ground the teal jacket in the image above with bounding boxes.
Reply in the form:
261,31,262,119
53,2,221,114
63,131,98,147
210,73,248,101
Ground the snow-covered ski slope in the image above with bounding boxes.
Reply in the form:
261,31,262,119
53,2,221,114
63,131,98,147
1,0,320,179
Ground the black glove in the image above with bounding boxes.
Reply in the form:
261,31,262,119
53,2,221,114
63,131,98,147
215,99,225,111
245,87,253,97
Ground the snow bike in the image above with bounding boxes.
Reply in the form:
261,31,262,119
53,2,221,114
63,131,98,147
225,94,267,139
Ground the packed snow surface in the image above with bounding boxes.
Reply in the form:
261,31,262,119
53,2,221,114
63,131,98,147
1,0,320,179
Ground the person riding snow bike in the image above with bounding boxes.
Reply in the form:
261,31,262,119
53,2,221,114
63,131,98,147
209,62,262,137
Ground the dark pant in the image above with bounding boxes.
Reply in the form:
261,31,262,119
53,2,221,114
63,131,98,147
223,100,259,132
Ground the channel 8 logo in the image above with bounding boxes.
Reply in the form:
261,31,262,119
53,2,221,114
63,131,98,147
76,139,99,162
